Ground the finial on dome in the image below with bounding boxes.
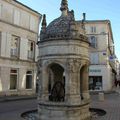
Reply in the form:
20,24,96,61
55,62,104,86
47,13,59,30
41,14,47,34
60,0,68,16
40,14,47,41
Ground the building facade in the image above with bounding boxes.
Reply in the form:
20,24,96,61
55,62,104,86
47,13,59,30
79,18,116,92
0,0,41,96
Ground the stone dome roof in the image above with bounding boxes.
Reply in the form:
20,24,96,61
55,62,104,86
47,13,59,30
39,0,88,43
40,11,75,41
46,16,71,37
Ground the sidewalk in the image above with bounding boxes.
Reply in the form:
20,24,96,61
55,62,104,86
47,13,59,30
0,95,37,102
90,91,120,120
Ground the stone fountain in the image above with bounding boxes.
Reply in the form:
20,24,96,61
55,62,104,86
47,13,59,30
37,0,91,120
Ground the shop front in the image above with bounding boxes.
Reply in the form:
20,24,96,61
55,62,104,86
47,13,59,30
89,76,102,91
89,66,104,92
89,68,103,91
89,65,113,92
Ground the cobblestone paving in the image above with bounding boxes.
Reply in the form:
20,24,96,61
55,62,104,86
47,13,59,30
90,92,120,120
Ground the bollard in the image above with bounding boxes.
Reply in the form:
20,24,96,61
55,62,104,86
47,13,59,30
98,92,104,101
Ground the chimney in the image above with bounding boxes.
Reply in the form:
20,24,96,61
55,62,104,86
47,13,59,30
83,13,86,21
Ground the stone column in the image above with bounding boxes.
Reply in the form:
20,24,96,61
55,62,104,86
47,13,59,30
65,59,81,105
37,60,49,101
41,66,49,101
82,64,90,100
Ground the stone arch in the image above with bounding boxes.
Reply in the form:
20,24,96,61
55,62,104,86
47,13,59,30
44,60,65,69
45,61,65,102
80,63,89,100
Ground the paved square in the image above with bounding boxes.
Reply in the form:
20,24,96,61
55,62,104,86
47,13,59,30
91,92,120,120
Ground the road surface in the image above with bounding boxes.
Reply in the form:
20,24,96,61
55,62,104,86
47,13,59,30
0,99,37,120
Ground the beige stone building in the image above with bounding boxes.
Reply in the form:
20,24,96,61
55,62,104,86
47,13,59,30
79,17,116,92
0,0,41,96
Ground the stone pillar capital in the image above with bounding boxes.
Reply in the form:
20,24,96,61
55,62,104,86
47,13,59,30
66,58,81,73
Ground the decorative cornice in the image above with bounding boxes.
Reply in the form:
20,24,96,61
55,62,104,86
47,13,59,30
39,34,89,44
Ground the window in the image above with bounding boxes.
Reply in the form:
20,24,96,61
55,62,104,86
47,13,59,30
27,40,35,60
89,36,97,48
91,26,96,33
10,69,18,90
11,35,20,58
89,76,102,91
14,9,20,25
26,71,33,89
90,53,99,64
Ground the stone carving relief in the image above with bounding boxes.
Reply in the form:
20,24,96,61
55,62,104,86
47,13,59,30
66,58,81,73
37,59,43,97
37,59,42,77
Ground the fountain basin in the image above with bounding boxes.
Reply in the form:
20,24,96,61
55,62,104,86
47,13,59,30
21,108,106,120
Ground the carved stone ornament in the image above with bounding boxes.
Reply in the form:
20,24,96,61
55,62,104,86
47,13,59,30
37,60,42,77
67,59,81,73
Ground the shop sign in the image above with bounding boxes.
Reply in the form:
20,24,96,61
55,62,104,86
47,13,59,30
89,69,101,73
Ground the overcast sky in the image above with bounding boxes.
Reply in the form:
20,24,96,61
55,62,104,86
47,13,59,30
18,0,120,61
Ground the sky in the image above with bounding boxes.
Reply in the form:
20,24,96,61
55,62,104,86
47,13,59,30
18,0,120,61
